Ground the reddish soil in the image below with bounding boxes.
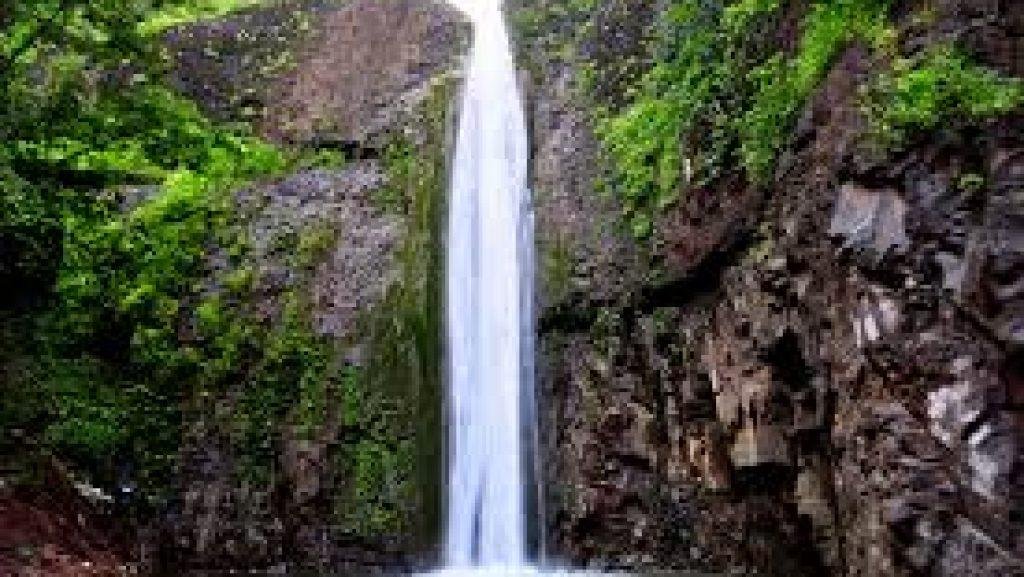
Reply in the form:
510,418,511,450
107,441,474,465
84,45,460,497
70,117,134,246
0,489,126,577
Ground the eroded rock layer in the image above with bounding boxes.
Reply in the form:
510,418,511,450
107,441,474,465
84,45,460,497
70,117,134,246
518,0,1023,575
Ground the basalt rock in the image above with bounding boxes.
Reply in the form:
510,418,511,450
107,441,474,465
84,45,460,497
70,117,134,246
166,0,469,149
161,1,466,572
524,0,1024,575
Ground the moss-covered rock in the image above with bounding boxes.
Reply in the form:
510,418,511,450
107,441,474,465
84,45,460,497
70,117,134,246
520,1,1024,575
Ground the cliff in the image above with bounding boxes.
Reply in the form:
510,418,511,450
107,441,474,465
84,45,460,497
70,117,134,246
515,0,1023,575
2,1,1021,576
1,0,468,573
159,1,468,571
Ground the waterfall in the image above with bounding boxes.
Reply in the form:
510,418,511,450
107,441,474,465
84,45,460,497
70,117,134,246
445,0,533,569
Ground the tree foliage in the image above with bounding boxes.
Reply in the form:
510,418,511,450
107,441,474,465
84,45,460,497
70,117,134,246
0,0,314,500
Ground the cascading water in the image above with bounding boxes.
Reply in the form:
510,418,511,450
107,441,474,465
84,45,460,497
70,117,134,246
445,0,533,569
430,2,622,576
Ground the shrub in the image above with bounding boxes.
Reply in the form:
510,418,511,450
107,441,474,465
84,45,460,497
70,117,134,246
595,0,894,237
595,0,781,238
864,45,1023,151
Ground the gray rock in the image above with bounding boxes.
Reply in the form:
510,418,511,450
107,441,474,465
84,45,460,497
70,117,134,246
829,183,910,256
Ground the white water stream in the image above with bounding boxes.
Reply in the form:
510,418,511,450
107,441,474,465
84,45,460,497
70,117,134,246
444,0,532,569
426,2,650,576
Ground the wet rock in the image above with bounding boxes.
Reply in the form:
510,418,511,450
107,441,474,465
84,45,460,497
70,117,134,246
829,184,910,257
528,0,1024,574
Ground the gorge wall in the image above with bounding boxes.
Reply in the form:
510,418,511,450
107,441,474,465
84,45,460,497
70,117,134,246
2,1,467,574
2,1,1021,576
157,1,468,572
516,0,1023,575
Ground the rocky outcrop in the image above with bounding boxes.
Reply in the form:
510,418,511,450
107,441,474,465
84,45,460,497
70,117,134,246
167,165,405,572
157,1,466,573
522,0,1023,575
238,163,402,339
530,63,644,315
265,0,468,147
166,0,469,148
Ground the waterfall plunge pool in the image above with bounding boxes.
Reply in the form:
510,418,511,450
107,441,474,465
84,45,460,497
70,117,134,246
177,570,721,577
417,569,722,577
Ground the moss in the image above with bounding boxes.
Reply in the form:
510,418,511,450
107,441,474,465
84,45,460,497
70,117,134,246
592,0,895,238
542,233,574,306
224,287,336,482
376,138,419,213
139,0,273,35
292,223,338,271
294,148,347,171
332,366,417,537
863,45,1023,153
739,0,892,179
329,74,456,544
223,265,257,294
957,172,986,194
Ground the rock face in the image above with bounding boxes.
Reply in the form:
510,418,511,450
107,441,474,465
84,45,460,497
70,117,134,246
265,0,467,147
238,164,403,339
519,0,1024,575
158,1,466,573
168,164,408,572
166,0,469,147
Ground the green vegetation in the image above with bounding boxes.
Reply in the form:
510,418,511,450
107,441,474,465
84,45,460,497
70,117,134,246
0,0,352,503
140,0,271,35
864,45,1024,151
291,222,339,270
186,286,339,486
591,0,782,238
344,77,454,541
541,235,574,306
3,0,448,545
737,0,893,178
585,0,1020,240
594,0,893,237
333,365,417,537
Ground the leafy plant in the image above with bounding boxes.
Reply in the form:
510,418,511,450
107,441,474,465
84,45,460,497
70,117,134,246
864,45,1023,151
0,0,323,497
594,0,782,238
140,0,271,35
593,0,896,238
738,0,892,179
